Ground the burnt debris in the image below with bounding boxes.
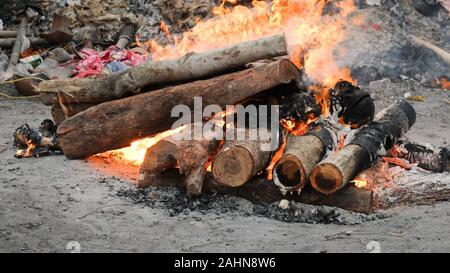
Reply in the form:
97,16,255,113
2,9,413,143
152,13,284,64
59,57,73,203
393,142,450,173
13,119,61,158
333,80,375,129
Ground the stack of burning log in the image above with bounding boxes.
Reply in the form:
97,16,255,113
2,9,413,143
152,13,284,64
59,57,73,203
34,34,447,214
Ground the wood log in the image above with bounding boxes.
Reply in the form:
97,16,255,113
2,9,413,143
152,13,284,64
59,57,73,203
0,30,19,38
138,124,221,196
212,129,272,187
51,103,98,126
57,59,301,159
310,100,417,195
0,37,48,48
1,18,27,81
37,34,288,105
274,124,334,192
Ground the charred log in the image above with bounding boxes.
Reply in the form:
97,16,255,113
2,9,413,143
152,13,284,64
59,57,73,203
393,142,450,173
311,100,416,195
274,124,334,192
332,80,375,129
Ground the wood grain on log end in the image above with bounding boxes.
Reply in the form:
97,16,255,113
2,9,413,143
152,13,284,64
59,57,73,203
212,146,255,187
310,163,343,195
275,155,305,188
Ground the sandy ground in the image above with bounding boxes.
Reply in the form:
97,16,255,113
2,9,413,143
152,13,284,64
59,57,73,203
0,78,449,253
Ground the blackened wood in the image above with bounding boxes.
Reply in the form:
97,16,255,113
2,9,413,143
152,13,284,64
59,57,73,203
311,100,416,195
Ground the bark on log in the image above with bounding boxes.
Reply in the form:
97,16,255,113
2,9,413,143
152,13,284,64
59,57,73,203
138,124,221,196
212,129,272,187
37,34,288,105
57,59,300,159
51,103,98,126
311,100,416,195
274,125,334,192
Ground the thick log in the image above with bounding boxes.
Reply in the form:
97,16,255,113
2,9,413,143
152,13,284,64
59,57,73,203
51,103,98,126
273,125,334,192
138,124,221,196
212,129,272,187
37,34,288,105
310,100,416,195
57,59,300,159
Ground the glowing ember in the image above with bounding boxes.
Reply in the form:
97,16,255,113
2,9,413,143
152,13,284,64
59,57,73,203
352,179,368,189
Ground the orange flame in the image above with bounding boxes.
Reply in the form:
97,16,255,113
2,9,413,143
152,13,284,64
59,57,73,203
353,179,368,189
115,0,358,166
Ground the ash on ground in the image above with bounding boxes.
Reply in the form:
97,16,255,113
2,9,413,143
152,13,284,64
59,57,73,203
116,186,389,225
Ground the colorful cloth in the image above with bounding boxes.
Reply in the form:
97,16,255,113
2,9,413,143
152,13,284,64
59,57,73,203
74,46,148,78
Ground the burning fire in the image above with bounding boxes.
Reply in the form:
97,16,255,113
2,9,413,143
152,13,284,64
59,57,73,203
100,125,187,166
352,179,368,189
109,0,358,166
16,140,36,158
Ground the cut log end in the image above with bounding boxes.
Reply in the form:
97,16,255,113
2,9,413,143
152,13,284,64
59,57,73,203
310,163,343,195
212,146,255,187
137,140,178,188
274,154,305,189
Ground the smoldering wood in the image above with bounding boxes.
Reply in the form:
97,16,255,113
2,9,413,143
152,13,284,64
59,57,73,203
137,170,374,214
37,34,288,105
57,59,301,159
232,178,374,215
310,100,417,195
399,142,450,173
212,129,272,187
274,125,333,192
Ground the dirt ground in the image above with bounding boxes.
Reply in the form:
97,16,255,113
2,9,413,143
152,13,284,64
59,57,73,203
0,79,449,253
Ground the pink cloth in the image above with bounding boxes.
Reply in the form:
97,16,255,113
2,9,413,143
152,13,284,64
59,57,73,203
74,46,148,78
